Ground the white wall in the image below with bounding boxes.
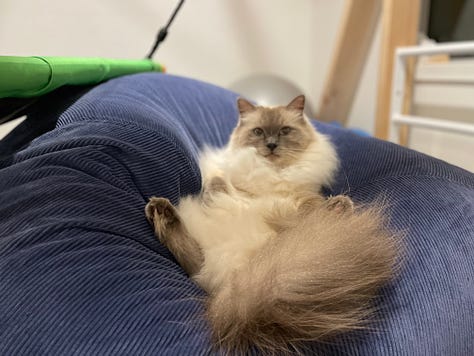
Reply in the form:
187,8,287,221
1,0,472,171
0,0,377,128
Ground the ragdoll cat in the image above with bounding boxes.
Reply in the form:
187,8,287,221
145,95,398,354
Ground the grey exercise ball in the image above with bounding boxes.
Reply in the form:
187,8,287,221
228,73,315,118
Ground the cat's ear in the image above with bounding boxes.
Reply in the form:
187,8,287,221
237,98,256,116
286,95,305,113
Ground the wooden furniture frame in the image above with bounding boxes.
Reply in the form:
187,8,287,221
318,0,421,141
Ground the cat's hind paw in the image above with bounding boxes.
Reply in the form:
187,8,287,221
145,197,179,236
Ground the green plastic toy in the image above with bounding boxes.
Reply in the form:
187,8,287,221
0,56,165,99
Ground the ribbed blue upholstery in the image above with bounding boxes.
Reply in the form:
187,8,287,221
1,73,473,355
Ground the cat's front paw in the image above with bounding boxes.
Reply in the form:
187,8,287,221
145,197,179,238
202,176,229,204
326,195,354,213
206,176,228,194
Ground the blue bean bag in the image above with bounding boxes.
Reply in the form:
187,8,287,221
0,73,473,355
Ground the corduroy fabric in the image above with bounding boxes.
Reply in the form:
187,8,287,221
1,73,473,355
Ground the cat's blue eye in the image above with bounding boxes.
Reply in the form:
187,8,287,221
279,126,291,135
253,128,264,136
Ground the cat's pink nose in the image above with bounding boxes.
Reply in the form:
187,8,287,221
266,143,278,151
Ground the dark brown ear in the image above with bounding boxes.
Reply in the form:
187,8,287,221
286,95,305,113
237,98,256,115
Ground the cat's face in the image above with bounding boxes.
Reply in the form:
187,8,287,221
230,95,317,167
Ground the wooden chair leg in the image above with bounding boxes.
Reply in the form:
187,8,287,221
374,0,421,140
398,57,418,146
317,0,381,125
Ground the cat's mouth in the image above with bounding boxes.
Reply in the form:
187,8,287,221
264,152,280,160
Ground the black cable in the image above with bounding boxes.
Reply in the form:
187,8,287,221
146,0,185,59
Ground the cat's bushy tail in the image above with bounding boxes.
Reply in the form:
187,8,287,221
207,203,400,355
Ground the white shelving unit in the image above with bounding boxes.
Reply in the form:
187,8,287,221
391,41,474,140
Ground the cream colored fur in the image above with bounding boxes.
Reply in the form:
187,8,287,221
145,96,398,354
178,132,338,293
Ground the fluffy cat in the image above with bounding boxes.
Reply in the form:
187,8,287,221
145,95,398,354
